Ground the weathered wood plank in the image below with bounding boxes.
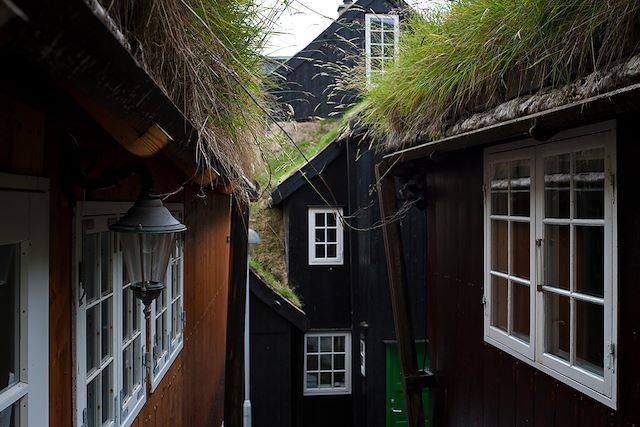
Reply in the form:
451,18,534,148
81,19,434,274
375,162,425,427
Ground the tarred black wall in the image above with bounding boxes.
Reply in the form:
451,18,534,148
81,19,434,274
422,116,640,426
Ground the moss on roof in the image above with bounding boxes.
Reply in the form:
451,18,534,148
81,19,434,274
358,0,640,148
249,117,351,307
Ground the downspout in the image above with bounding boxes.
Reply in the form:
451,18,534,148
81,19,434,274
244,229,260,427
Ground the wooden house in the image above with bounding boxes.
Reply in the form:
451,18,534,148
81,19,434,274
268,125,428,427
0,1,259,426
375,33,640,427
270,0,405,120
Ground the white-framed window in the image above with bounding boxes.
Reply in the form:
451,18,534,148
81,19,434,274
0,176,49,427
308,207,344,265
150,210,184,390
365,14,399,86
75,203,184,426
484,122,617,408
304,331,351,395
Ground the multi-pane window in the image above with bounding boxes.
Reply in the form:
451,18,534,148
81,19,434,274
308,207,344,265
304,332,351,395
484,125,617,408
151,211,184,390
77,212,146,427
365,14,399,86
0,187,49,426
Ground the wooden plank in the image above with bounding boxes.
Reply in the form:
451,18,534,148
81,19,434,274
375,162,425,427
224,198,250,427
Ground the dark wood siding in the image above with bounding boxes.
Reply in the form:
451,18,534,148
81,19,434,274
421,115,640,425
1,62,232,427
272,0,401,120
285,149,351,328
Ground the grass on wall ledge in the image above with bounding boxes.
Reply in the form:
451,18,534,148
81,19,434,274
360,0,640,147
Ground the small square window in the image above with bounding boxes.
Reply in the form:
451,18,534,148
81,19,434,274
304,332,351,395
308,208,344,265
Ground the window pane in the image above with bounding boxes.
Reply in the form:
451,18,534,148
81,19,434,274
334,372,346,387
511,160,530,216
512,282,530,342
172,301,181,340
575,226,604,298
575,148,604,219
306,373,318,388
491,220,508,273
123,286,132,342
319,372,332,387
490,276,508,332
370,44,382,57
87,376,100,427
101,362,113,424
371,31,382,44
369,17,381,30
320,336,332,352
576,301,604,376
511,222,530,279
0,398,22,427
0,244,20,394
334,354,345,370
544,225,569,290
320,354,332,370
490,162,508,215
83,233,99,303
334,335,345,352
86,305,100,374
123,345,132,399
544,293,570,361
315,229,325,243
101,297,113,361
133,336,142,389
544,154,571,218
307,355,318,371
327,228,337,243
327,244,337,258
315,245,326,259
315,213,324,227
382,18,395,31
327,213,336,227
306,336,318,353
155,313,167,354
100,232,111,296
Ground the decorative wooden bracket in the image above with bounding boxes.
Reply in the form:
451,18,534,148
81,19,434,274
375,160,427,427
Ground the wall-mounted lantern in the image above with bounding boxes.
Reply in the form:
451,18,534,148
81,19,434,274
110,194,186,318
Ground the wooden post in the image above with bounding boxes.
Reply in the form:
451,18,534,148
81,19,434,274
224,198,249,427
375,162,426,427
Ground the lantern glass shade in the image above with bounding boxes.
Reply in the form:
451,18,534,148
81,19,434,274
121,232,176,287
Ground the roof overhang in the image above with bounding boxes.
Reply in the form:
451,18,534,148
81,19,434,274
384,82,640,166
249,270,309,331
3,0,221,186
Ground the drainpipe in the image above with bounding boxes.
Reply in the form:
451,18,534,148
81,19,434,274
244,229,260,427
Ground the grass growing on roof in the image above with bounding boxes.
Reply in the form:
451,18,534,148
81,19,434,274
98,0,283,194
360,0,640,146
250,259,301,308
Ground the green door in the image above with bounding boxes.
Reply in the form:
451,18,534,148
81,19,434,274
385,342,429,427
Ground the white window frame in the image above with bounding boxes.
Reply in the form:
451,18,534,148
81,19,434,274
0,174,49,427
308,207,344,265
150,209,185,391
75,202,148,427
303,331,352,396
365,13,400,86
483,121,617,409
360,338,366,377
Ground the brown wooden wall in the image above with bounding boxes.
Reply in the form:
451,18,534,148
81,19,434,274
422,117,640,426
1,70,232,427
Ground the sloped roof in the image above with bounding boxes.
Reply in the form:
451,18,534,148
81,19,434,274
250,270,309,331
272,0,407,79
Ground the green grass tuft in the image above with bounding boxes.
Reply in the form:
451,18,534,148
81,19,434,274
361,0,640,145
250,258,302,307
